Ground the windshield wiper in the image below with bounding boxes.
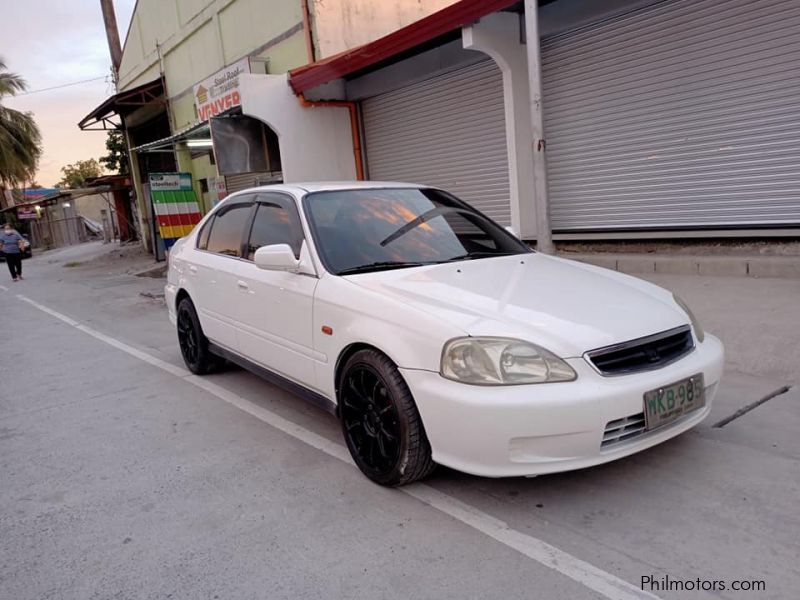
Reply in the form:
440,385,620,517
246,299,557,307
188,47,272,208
379,207,487,247
337,261,430,275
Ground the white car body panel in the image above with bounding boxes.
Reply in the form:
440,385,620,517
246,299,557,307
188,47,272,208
342,253,687,359
234,259,321,390
166,182,725,478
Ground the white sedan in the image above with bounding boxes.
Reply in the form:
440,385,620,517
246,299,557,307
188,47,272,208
166,182,724,486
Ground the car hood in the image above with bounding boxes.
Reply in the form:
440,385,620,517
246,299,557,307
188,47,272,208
344,254,689,357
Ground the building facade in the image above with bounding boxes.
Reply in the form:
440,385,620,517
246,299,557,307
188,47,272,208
81,0,800,256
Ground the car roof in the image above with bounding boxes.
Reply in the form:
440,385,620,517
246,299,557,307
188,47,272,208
231,181,425,195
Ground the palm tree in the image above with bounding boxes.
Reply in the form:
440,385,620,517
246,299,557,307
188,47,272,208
0,58,42,189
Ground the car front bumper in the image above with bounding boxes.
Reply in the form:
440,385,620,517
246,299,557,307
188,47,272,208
400,334,724,478
165,282,178,325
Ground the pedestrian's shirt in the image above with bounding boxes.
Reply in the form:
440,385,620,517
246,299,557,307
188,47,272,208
0,230,24,254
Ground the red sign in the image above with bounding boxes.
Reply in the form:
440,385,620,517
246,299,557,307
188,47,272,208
17,206,38,220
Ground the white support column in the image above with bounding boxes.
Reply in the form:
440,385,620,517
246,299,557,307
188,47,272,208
463,13,537,240
524,0,554,253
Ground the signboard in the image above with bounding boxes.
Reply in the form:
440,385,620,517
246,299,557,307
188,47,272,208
214,177,228,205
149,172,193,192
194,58,251,122
148,173,202,249
17,206,38,220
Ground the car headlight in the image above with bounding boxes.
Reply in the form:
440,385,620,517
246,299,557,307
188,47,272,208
673,294,705,343
441,337,577,385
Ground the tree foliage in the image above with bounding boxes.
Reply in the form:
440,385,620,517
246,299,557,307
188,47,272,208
99,130,129,175
0,57,43,187
57,158,103,189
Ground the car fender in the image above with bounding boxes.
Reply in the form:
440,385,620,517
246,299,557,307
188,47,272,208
312,273,466,401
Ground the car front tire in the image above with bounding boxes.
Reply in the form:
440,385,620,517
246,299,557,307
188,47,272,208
176,297,220,375
338,349,436,486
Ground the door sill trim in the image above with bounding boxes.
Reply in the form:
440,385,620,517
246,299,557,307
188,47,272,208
208,342,337,416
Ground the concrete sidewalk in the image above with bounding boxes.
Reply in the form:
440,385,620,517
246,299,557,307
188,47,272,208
566,252,800,279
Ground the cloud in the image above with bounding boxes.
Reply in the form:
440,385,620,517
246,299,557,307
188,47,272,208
2,0,137,186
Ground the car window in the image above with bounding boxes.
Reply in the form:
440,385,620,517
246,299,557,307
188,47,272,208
245,194,304,260
304,188,531,274
196,216,214,250
205,201,254,257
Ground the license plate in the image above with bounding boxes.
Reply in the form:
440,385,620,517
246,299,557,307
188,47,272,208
643,373,705,431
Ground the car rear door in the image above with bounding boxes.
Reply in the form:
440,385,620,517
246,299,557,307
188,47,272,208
192,195,256,352
233,192,320,388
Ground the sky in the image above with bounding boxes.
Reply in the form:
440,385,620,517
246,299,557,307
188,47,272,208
2,0,137,187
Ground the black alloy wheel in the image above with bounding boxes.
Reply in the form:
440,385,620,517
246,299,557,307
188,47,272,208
339,349,435,486
176,297,219,375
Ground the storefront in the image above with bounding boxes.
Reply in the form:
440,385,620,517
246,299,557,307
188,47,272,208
285,0,800,240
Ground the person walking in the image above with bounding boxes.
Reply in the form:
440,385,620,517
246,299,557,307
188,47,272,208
1,223,25,282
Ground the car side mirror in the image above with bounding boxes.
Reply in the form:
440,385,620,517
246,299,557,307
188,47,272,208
254,244,301,272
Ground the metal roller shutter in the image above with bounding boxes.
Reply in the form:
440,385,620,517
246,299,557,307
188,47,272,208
224,172,282,195
362,60,512,225
542,0,800,231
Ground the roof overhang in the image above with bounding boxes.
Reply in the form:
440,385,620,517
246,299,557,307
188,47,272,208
129,121,210,153
0,187,116,212
78,77,166,131
289,0,520,94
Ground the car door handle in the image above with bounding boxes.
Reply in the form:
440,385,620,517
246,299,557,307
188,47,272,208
189,265,198,274
237,280,249,291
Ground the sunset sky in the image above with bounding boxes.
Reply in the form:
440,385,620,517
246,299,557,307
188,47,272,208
2,0,137,187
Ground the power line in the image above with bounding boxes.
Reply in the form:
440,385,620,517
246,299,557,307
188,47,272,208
15,76,109,96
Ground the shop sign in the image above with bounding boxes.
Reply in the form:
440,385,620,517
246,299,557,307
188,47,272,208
194,58,250,122
17,205,38,220
149,172,193,192
213,177,228,205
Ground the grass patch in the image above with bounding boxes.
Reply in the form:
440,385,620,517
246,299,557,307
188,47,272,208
63,261,83,268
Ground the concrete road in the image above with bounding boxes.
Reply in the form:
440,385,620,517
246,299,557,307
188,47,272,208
1,243,798,600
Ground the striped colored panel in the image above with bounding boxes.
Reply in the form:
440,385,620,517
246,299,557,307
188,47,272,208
159,224,197,239
152,190,196,204
153,202,199,216
152,186,202,242
157,213,202,227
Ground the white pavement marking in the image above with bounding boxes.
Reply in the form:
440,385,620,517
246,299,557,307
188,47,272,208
16,293,659,600
0,284,8,291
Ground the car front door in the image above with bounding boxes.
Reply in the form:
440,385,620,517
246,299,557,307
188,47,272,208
234,192,320,388
192,196,255,352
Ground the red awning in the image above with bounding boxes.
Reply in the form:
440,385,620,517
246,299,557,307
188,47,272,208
289,0,519,94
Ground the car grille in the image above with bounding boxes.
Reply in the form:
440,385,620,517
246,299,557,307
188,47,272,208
586,325,694,376
601,413,646,447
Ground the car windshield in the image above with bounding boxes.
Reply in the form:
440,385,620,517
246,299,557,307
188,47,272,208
304,188,532,275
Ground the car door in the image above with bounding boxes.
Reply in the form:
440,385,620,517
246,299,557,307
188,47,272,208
233,192,320,388
192,195,256,352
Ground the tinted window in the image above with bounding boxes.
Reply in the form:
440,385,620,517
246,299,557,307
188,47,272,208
245,194,304,260
304,188,530,274
206,202,253,257
196,216,214,250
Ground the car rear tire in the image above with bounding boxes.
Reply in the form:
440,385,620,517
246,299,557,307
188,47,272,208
176,297,221,375
338,349,436,486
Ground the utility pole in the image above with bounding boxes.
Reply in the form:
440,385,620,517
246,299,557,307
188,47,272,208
100,0,123,84
524,0,555,254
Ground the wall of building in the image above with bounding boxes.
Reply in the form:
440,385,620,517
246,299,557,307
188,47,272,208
240,74,357,183
117,0,308,122
74,193,113,225
310,0,460,59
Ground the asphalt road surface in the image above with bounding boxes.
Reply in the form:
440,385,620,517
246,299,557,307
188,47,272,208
1,243,798,600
